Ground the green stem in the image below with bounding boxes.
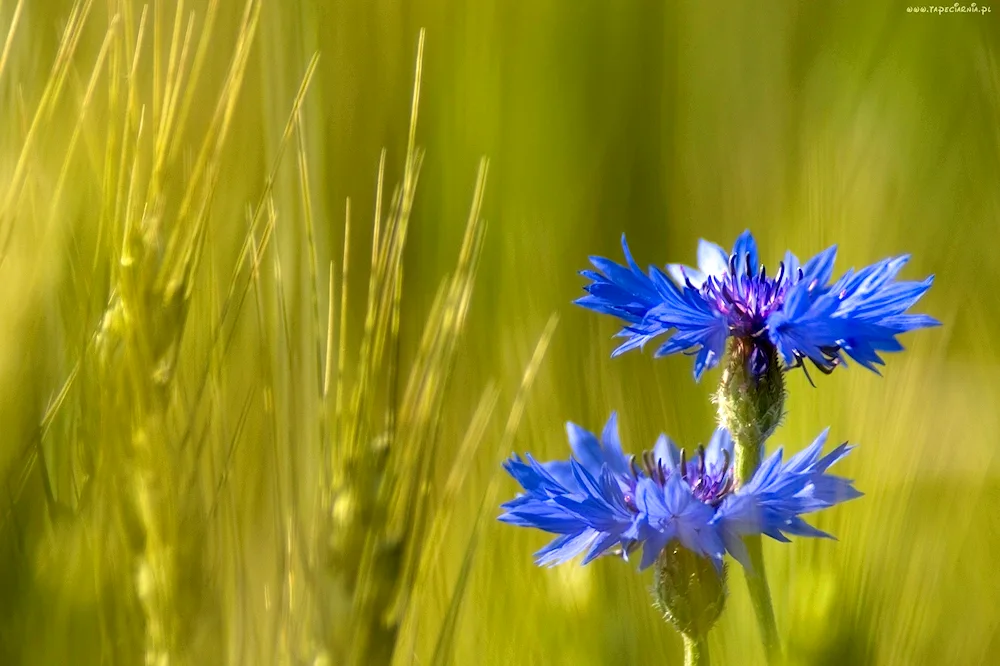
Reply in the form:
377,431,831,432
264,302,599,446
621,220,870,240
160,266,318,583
683,634,710,666
734,438,782,663
732,432,763,485
720,340,785,663
742,534,780,662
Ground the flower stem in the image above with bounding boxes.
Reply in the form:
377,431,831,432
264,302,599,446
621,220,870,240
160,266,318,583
719,340,785,662
741,535,781,662
732,432,763,485
734,437,782,663
683,634,710,666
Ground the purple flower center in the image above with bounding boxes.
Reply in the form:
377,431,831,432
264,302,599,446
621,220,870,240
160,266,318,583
678,446,734,505
699,254,798,338
625,447,734,510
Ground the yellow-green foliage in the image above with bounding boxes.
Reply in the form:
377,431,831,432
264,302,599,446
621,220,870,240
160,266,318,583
1,2,998,666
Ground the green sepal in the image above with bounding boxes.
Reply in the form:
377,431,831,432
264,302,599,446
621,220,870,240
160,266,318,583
652,542,727,640
715,338,785,475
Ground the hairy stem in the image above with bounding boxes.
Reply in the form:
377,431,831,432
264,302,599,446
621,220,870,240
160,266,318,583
734,430,782,664
683,634,710,666
742,535,781,661
732,431,763,486
717,338,785,663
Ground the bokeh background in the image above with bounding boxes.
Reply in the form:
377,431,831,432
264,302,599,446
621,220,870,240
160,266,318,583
1,1,998,665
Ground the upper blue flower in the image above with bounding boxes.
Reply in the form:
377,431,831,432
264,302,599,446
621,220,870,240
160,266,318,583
575,230,939,380
499,414,862,570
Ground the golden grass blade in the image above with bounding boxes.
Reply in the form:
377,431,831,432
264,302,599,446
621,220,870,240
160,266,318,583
0,0,94,262
429,314,559,666
324,260,336,400
296,110,325,408
0,0,24,85
334,196,352,438
51,16,120,215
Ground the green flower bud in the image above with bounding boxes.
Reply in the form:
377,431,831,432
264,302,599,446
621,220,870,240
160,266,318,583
652,541,727,640
715,338,785,481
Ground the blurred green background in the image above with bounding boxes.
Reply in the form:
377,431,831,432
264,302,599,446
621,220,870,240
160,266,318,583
1,1,998,665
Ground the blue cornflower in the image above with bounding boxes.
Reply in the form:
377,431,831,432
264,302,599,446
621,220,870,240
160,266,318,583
499,414,861,570
575,230,939,380
499,413,638,566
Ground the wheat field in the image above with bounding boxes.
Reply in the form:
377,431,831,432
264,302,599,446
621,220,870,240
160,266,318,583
0,2,997,665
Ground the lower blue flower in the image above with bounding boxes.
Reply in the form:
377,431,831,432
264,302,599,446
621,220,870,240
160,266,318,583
499,415,862,570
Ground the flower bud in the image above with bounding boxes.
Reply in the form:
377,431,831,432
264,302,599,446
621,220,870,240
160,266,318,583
652,542,727,639
715,338,785,476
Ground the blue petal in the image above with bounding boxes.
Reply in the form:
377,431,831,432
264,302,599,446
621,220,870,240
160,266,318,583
638,531,670,570
782,250,802,284
722,529,751,569
692,329,728,381
782,428,829,475
639,475,720,560
503,454,570,496
539,459,577,490
576,236,728,376
565,422,604,474
766,248,936,372
712,430,861,555
667,263,705,287
800,245,838,285
703,428,735,474
499,501,588,534
653,434,682,473
731,230,760,277
535,529,600,567
600,412,630,476
697,239,730,278
581,531,625,564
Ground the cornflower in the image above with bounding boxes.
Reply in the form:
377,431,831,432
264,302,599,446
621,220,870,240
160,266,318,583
499,413,860,571
576,231,938,382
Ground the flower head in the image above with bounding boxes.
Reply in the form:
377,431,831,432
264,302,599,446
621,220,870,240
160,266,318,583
499,414,861,570
576,231,939,381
